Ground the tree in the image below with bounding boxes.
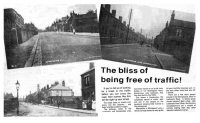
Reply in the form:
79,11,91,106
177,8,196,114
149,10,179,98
86,10,94,15
54,81,59,86
4,93,14,100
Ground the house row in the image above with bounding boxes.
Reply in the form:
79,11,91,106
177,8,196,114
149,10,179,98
99,4,146,45
46,10,99,33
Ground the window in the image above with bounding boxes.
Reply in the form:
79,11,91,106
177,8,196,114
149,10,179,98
113,21,116,28
56,90,59,96
84,75,90,86
176,29,182,37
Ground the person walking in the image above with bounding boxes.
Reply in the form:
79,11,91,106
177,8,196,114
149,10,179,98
73,28,76,35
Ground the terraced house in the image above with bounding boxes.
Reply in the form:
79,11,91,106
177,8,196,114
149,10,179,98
99,4,143,45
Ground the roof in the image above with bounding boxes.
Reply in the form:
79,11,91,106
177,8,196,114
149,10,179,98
81,68,95,76
171,19,195,29
49,84,71,91
101,6,131,30
74,13,97,19
4,8,23,20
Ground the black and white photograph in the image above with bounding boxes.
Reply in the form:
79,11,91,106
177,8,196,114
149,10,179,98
1,0,200,122
4,4,101,69
99,4,195,73
4,62,97,116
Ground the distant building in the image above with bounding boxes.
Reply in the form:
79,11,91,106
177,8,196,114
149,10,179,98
81,63,95,103
99,4,143,45
48,83,74,104
154,10,195,64
47,10,99,33
4,8,38,48
66,10,99,33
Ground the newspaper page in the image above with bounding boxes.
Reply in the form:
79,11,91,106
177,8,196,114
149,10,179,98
1,0,199,123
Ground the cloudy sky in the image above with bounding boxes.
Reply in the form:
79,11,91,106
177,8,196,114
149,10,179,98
110,4,195,38
4,62,93,98
4,4,97,30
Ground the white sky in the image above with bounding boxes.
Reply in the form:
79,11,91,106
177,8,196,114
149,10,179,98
4,62,93,98
4,4,97,30
110,4,195,38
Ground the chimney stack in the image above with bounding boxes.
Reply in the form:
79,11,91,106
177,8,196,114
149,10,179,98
112,10,116,17
62,80,65,86
119,16,122,22
89,62,94,69
105,4,111,12
123,21,126,25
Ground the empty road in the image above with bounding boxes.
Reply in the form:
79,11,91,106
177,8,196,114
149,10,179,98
5,102,97,117
6,32,101,69
101,43,189,73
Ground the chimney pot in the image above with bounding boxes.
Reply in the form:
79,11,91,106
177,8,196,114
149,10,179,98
123,21,126,25
89,62,94,69
119,16,122,22
105,4,111,12
112,10,116,17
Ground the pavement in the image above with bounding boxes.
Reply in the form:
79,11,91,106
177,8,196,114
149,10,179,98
5,35,39,69
44,105,96,114
102,43,161,68
101,43,189,73
5,102,97,117
24,36,40,67
153,51,189,73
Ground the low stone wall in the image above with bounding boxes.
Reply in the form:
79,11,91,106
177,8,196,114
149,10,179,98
21,29,38,43
4,26,38,48
4,98,18,114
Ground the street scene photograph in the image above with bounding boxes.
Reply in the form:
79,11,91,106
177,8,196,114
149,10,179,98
4,4,101,69
99,4,195,73
4,62,97,116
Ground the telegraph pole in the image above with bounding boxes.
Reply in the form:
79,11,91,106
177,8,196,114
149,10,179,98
125,8,132,44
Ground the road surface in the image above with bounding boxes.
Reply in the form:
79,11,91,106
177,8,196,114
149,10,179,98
5,102,97,117
40,32,101,66
101,43,189,73
6,32,101,69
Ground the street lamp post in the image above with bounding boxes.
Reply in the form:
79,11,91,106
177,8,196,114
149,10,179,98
15,80,20,116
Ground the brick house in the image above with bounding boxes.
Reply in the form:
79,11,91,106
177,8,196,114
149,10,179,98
154,10,195,64
81,63,95,109
66,10,99,33
48,82,74,105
